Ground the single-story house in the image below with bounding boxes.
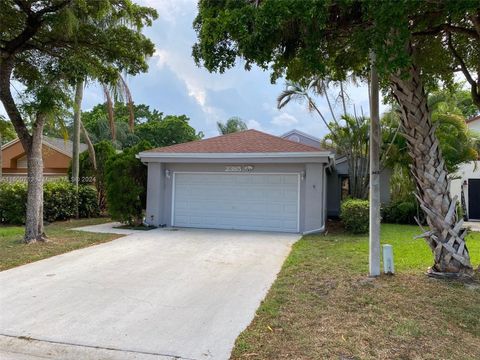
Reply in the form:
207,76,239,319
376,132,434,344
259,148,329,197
138,129,390,234
1,137,87,181
450,114,480,221
280,129,391,217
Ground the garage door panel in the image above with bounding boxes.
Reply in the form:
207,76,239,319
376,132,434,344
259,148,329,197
173,173,299,232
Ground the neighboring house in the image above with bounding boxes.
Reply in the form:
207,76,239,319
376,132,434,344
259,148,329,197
139,129,333,234
1,137,87,181
450,114,480,221
281,129,391,217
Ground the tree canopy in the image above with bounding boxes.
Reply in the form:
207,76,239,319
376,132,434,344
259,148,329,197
193,0,479,98
0,0,158,146
217,117,248,134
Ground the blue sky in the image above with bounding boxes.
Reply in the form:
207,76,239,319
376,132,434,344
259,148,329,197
1,0,389,139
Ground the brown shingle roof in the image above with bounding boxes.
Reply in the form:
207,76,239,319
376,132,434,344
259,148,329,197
145,129,325,153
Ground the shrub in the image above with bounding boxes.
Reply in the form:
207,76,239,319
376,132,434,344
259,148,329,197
78,185,100,218
340,198,369,234
105,141,150,225
0,180,99,224
0,182,27,224
382,200,418,225
43,181,77,222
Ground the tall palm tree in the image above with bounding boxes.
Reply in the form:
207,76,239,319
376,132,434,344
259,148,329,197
102,74,135,141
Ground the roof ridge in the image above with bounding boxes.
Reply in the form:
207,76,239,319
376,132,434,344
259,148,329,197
250,129,323,151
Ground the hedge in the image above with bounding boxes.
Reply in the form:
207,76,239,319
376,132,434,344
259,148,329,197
340,198,369,234
0,180,99,225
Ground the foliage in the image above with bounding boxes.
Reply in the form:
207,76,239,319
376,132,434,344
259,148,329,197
193,1,479,96
382,201,419,225
78,186,100,219
105,141,150,225
43,181,77,222
0,182,27,224
340,199,369,234
217,117,247,134
324,115,370,199
0,181,99,225
382,106,479,174
134,115,203,148
0,116,16,144
68,140,116,210
428,83,479,119
80,105,201,149
81,102,164,147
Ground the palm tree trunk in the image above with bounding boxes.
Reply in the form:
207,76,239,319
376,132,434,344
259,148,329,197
80,120,97,172
390,62,472,276
72,80,83,218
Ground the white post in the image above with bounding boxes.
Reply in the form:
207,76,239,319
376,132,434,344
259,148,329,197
369,52,381,277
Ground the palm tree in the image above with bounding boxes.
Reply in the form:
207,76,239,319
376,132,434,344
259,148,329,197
324,115,370,199
102,74,135,141
217,117,248,134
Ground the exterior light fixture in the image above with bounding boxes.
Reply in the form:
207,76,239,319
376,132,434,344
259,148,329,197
165,169,171,178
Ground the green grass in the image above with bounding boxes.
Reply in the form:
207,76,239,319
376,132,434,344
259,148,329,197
0,218,121,271
232,223,480,360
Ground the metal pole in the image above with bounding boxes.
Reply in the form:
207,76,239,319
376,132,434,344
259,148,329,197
369,52,381,277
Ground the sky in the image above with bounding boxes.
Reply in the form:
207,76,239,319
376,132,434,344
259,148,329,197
1,0,389,139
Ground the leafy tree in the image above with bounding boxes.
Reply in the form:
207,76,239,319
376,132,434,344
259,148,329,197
323,115,370,199
81,103,164,148
428,83,479,119
192,0,480,275
0,1,157,242
105,141,150,226
217,117,247,134
0,116,16,144
134,115,203,148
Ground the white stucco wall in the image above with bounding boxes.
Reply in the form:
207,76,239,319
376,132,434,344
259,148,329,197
450,161,480,218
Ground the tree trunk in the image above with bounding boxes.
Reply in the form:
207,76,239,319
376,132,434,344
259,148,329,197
390,63,473,276
80,120,97,172
72,80,84,218
24,113,46,243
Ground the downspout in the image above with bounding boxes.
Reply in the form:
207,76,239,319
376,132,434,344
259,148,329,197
302,154,335,235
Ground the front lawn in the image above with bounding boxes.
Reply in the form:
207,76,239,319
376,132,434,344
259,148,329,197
0,218,121,271
232,223,480,360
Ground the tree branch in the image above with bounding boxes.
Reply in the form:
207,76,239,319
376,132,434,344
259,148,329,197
413,24,479,40
446,31,480,109
0,59,31,150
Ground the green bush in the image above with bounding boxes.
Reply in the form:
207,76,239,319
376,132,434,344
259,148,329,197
340,198,369,234
78,185,100,218
382,200,418,225
43,181,77,222
0,180,99,225
105,141,150,225
0,182,27,224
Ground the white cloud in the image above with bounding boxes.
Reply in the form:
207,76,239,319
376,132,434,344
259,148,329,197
246,119,263,130
271,113,298,127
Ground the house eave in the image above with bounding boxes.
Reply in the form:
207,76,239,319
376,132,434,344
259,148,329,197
138,151,333,163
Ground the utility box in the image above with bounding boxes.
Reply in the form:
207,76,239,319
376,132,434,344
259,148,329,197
382,244,395,274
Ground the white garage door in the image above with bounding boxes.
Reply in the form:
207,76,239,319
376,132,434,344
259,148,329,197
172,173,299,232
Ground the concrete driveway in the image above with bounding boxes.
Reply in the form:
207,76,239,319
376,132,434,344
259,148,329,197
0,225,299,360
